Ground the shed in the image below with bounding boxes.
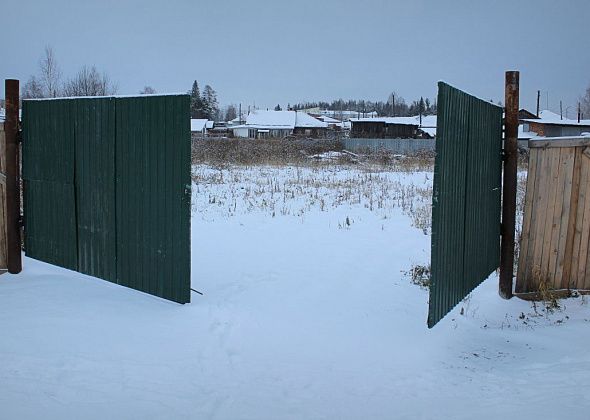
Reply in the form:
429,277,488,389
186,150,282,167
521,110,590,138
230,110,327,139
350,115,437,139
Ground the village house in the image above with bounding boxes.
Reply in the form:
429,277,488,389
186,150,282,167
520,110,590,137
230,110,328,139
190,118,209,138
349,115,437,139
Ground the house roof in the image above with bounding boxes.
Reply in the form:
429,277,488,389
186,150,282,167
242,110,327,130
190,119,208,131
350,115,437,127
350,114,437,136
294,111,328,128
317,115,342,123
246,110,296,129
522,110,590,127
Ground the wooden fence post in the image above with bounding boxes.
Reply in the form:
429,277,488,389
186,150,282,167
499,71,519,299
5,79,22,274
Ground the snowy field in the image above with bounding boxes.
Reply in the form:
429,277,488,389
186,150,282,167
1,162,590,419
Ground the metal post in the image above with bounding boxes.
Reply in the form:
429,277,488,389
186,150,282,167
560,101,563,120
5,79,22,274
536,90,540,117
499,71,519,299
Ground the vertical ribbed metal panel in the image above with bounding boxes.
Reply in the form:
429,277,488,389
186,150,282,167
23,99,78,270
115,95,191,303
74,97,117,282
429,83,503,328
22,95,191,304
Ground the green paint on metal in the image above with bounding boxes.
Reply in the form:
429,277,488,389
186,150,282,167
115,95,191,303
428,82,503,328
22,95,191,304
23,99,78,271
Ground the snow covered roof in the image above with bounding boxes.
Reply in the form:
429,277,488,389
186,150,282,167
206,121,214,129
191,119,208,132
294,111,328,128
320,110,377,117
522,110,590,127
350,115,437,127
317,115,342,123
243,110,327,129
246,110,296,129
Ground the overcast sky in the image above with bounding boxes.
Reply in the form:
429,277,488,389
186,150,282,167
2,0,589,114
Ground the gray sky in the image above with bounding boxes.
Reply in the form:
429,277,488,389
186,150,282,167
3,0,589,115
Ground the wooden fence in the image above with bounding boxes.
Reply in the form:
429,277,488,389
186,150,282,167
0,123,7,272
516,137,590,294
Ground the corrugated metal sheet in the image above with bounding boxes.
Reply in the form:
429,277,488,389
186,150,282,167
75,97,117,282
428,82,503,328
115,95,191,303
22,95,191,304
23,99,78,270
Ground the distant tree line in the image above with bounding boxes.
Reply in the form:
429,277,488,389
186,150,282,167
291,93,437,117
22,46,118,99
189,81,220,120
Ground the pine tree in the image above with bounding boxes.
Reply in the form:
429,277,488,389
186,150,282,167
202,85,219,120
189,81,203,118
274,104,282,111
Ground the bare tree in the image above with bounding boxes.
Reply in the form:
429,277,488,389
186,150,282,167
63,66,118,97
140,86,157,94
225,104,237,121
22,76,45,99
39,46,62,97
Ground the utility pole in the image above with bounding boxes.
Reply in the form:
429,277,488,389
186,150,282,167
578,102,581,123
499,71,519,300
5,79,22,274
560,101,563,120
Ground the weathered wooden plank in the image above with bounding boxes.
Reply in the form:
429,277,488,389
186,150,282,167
544,148,563,284
527,148,549,290
516,148,538,291
532,146,554,290
570,150,586,288
555,147,576,288
529,137,590,149
575,154,590,288
561,148,582,289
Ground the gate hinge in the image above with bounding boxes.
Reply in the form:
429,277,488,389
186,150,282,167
17,129,23,144
501,149,507,161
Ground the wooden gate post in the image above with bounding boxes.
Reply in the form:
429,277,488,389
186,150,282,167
5,79,22,274
499,71,519,299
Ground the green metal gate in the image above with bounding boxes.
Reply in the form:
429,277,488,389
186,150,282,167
22,95,191,304
428,83,503,327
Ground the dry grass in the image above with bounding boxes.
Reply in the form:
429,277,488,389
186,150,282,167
191,138,435,172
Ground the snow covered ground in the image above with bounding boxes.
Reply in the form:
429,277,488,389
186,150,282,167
1,163,590,419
